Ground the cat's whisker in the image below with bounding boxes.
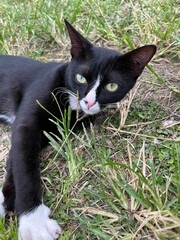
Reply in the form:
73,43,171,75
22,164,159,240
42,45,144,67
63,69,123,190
66,91,76,98
54,87,76,97
52,87,76,107
60,95,70,107
54,88,81,110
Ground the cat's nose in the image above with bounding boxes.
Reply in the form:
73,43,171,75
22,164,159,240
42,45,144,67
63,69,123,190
85,101,95,109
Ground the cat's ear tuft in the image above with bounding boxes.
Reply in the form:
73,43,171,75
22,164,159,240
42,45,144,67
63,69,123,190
122,45,157,78
64,19,92,58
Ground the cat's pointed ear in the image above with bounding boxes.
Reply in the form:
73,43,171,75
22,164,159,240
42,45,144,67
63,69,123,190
121,45,157,78
64,19,92,58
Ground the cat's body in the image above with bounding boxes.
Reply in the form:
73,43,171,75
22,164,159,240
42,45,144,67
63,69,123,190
0,20,156,240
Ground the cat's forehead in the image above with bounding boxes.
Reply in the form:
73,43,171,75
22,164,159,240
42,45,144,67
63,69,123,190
76,47,121,75
93,46,121,57
93,47,121,70
76,64,90,74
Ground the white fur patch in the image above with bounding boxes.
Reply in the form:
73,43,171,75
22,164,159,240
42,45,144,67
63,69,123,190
0,188,5,217
0,114,15,125
80,76,101,115
69,95,79,111
18,204,61,240
80,101,100,115
84,77,100,104
69,76,101,115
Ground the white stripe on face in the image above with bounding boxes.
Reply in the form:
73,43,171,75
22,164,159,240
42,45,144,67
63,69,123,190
80,76,101,115
68,76,101,115
84,76,100,104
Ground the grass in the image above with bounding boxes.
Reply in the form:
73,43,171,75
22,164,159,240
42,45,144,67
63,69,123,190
0,0,179,239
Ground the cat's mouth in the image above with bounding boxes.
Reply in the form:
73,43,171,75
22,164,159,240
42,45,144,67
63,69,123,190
69,95,100,115
79,99,100,115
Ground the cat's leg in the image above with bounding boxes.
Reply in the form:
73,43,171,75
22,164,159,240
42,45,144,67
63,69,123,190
1,156,16,214
19,204,61,240
11,117,61,240
0,156,15,217
0,188,5,217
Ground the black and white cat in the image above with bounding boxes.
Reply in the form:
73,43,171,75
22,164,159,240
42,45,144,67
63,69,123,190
0,20,156,240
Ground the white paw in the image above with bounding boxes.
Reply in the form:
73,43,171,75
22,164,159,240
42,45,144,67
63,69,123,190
0,188,5,217
18,204,61,240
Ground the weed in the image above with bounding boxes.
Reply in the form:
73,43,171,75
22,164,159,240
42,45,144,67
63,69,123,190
0,0,179,239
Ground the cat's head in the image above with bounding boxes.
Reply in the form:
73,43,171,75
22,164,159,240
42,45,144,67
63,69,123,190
64,20,156,116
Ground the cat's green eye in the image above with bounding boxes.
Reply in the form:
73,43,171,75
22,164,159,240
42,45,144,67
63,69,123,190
105,83,119,92
76,74,87,84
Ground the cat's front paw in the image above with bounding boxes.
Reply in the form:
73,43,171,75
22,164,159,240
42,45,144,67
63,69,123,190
18,204,61,240
0,188,5,217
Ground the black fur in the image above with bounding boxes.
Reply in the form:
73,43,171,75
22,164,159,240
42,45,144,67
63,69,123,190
0,20,156,225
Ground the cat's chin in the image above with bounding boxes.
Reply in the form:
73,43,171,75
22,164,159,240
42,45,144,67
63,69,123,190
69,95,100,115
82,108,100,115
80,101,101,115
